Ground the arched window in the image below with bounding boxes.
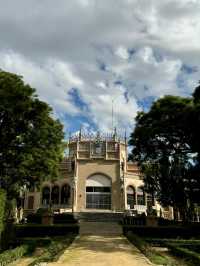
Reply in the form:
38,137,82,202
127,186,136,209
86,174,111,209
137,186,145,205
51,185,59,205
61,184,71,205
42,186,50,205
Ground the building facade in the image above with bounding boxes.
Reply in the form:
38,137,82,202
24,132,169,217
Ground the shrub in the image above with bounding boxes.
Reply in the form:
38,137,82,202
123,225,200,239
168,244,200,265
53,213,77,224
0,189,6,234
26,213,41,224
28,235,76,266
0,244,32,266
125,231,170,265
15,224,79,238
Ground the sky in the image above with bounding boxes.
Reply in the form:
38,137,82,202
0,0,200,138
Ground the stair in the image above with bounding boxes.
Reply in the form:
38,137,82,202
75,212,123,223
80,221,123,235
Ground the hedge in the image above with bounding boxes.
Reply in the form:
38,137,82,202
123,225,200,239
15,224,79,238
0,244,30,266
167,243,200,266
125,231,170,265
26,213,78,224
28,235,76,266
0,189,6,234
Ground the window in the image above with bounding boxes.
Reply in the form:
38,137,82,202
42,187,50,205
137,186,145,205
127,186,136,209
61,184,71,205
86,174,111,209
51,186,59,205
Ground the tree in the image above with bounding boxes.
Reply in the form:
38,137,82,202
0,70,64,222
129,95,196,220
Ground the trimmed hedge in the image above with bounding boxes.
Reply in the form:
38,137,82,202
123,225,200,239
15,224,79,238
168,243,200,266
0,244,31,266
54,213,77,224
28,235,76,266
125,231,170,265
0,189,6,234
26,213,77,224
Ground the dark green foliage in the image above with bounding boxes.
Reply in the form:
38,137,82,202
125,231,170,265
123,225,200,239
0,189,6,234
0,70,64,198
0,70,64,247
28,235,76,266
15,224,79,238
129,92,200,220
26,213,78,224
53,213,78,224
0,244,31,266
168,244,200,265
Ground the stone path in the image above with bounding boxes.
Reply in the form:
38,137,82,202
48,222,153,266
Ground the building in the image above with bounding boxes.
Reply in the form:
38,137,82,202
24,131,170,218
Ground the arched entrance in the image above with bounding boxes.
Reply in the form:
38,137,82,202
86,174,111,210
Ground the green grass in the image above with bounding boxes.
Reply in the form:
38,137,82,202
125,232,192,266
28,234,76,266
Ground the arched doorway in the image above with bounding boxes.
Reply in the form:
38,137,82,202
127,186,136,209
51,185,59,205
86,174,111,210
42,186,50,205
61,184,71,205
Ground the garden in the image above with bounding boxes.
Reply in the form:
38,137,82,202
123,217,200,266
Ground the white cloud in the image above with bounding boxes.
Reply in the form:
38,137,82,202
0,0,200,135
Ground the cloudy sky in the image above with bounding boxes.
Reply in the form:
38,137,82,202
0,0,200,137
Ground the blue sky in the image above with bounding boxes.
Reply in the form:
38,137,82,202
0,0,199,138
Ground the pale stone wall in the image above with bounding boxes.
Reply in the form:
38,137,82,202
75,160,122,212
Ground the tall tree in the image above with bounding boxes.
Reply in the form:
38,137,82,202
0,70,64,216
129,95,196,220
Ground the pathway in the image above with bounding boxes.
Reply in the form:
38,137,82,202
47,222,153,266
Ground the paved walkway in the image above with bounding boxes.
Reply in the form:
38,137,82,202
48,222,153,266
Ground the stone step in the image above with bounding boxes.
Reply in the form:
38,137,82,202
75,212,123,223
80,221,123,235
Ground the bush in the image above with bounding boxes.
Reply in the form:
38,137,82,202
26,212,78,224
26,213,41,224
53,213,77,224
123,225,200,239
0,189,6,234
0,244,31,266
28,235,76,266
125,231,170,265
15,224,79,238
168,243,200,265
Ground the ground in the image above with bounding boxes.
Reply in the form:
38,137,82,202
47,222,153,266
